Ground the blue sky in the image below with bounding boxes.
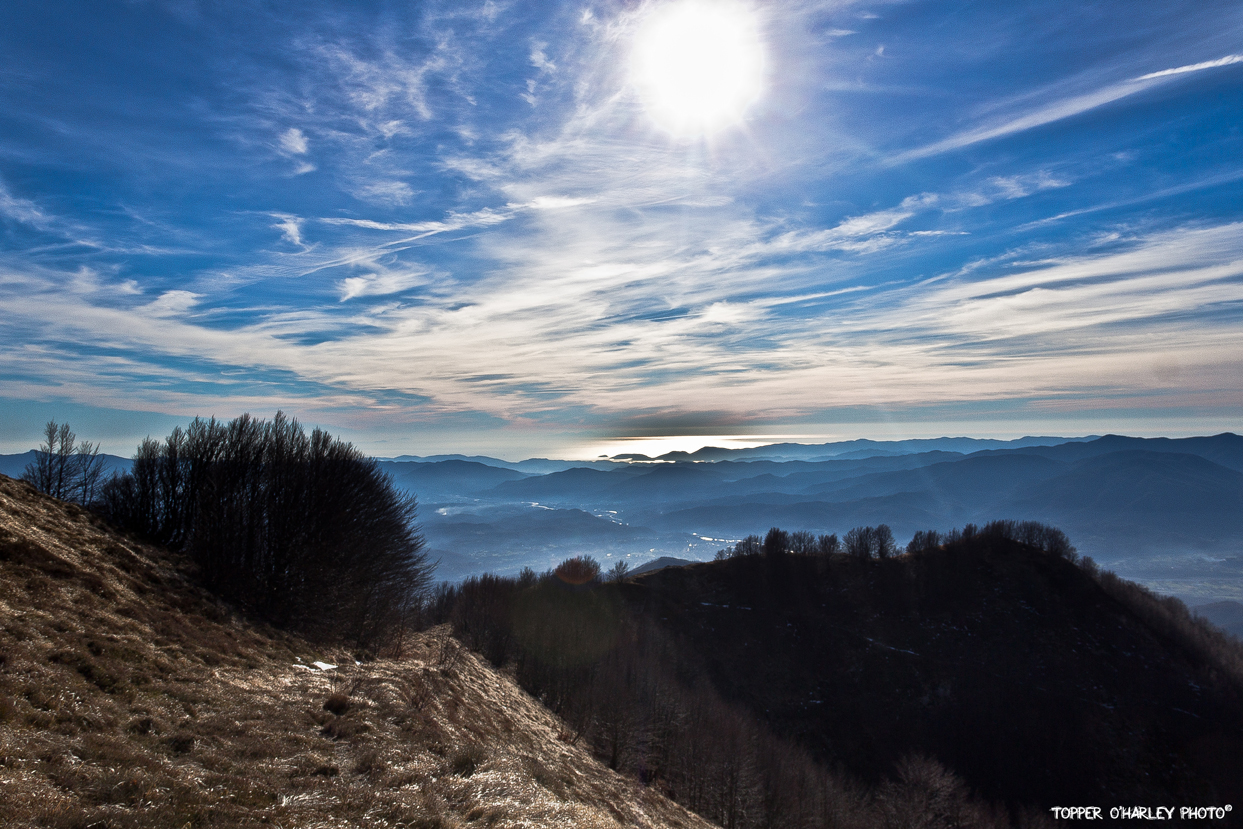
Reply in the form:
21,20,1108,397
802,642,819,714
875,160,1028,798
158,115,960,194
2,0,1241,459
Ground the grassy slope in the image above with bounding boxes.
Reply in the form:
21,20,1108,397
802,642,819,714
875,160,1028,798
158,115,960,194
0,474,713,829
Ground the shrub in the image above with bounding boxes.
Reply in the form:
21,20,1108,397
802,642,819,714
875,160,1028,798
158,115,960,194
607,559,631,583
554,555,601,585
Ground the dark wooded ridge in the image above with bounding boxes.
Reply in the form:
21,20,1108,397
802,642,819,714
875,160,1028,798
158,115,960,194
433,523,1243,828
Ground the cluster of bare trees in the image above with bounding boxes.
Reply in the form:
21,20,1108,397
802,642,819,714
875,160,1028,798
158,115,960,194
844,525,898,559
716,528,842,560
716,525,904,560
713,520,1080,564
99,412,432,649
584,622,869,829
904,520,1078,561
21,420,107,506
974,519,1077,560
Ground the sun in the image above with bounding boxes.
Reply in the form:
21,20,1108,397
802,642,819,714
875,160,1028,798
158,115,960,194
630,0,766,138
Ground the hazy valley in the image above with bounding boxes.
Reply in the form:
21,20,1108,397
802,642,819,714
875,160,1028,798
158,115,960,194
9,432,1240,608
365,434,1243,609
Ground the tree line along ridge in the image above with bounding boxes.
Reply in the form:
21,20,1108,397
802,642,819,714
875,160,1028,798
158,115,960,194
22,413,433,651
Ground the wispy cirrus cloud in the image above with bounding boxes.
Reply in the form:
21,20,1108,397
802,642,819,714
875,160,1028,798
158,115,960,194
338,265,433,301
893,54,1243,162
0,179,53,229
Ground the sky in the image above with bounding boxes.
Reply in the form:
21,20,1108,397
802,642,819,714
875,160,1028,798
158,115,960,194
1,0,1241,459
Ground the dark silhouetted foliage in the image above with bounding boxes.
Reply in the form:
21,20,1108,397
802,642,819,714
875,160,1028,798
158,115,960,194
977,519,1076,561
555,554,602,585
906,529,941,555
100,412,431,649
844,524,897,559
431,564,1002,829
607,559,631,583
729,534,762,558
762,527,790,559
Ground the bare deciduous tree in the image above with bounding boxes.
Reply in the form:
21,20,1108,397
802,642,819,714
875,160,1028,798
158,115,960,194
607,559,632,583
22,420,105,506
875,524,898,559
906,530,941,554
845,526,874,559
763,527,790,559
789,530,817,556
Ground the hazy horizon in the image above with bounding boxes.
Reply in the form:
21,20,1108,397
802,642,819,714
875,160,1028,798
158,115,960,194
3,421,1240,464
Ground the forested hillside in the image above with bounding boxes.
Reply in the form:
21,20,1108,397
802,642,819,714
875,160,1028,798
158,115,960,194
437,528,1243,826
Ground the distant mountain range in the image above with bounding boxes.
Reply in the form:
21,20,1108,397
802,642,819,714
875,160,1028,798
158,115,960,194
397,433,1243,598
6,434,1241,602
646,434,1101,462
0,450,132,482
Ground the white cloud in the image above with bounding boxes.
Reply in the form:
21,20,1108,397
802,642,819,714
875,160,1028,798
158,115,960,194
279,127,309,155
529,41,556,73
946,171,1072,209
0,180,52,228
831,207,913,236
320,205,513,239
312,41,453,121
6,218,1242,431
1136,54,1243,81
353,180,415,206
984,171,1070,200
271,214,307,247
894,54,1243,162
527,195,596,210
338,266,432,301
761,203,919,255
141,290,203,317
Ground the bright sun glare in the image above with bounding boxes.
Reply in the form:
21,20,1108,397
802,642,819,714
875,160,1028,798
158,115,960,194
631,0,765,138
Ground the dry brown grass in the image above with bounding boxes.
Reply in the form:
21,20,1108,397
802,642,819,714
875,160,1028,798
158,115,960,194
0,474,715,829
